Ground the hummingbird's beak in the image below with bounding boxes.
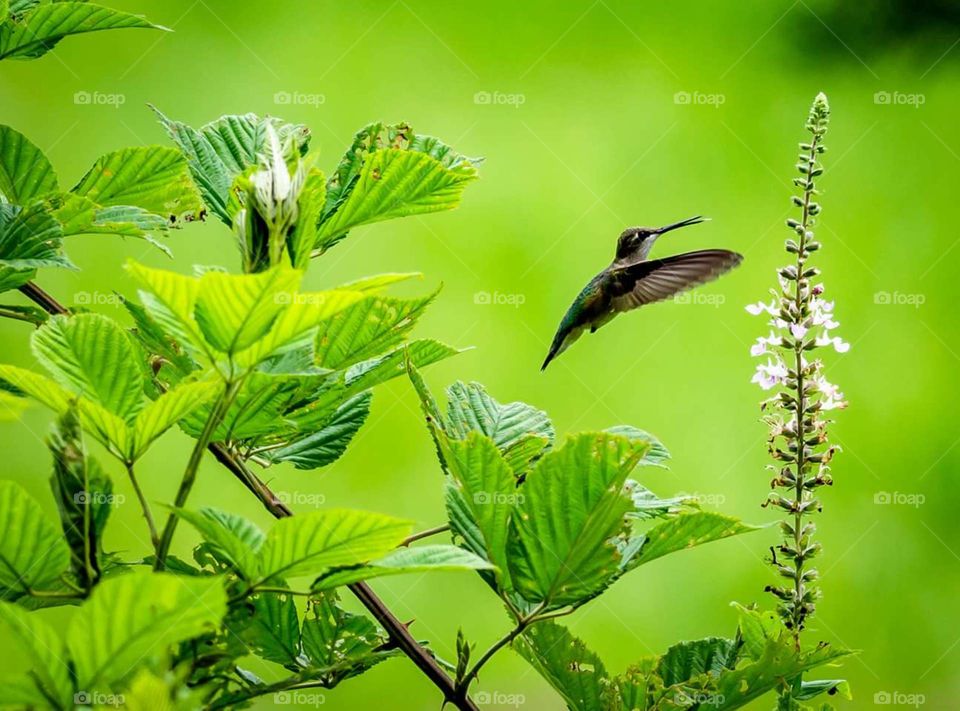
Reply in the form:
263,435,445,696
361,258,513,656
655,215,709,235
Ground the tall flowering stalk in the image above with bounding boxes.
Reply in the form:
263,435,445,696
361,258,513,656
747,93,848,647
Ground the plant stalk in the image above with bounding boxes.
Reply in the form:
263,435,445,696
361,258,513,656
154,379,240,570
125,460,161,552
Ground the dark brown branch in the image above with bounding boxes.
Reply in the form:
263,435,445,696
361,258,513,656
19,279,477,711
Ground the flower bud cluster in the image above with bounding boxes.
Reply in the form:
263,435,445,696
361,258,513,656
746,93,845,638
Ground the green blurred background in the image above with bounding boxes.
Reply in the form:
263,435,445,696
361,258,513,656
2,0,958,707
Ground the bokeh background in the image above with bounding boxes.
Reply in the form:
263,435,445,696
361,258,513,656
2,0,959,707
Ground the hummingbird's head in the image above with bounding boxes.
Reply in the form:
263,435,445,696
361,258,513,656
615,216,708,261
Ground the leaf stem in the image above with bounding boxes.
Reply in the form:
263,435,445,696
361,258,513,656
0,306,41,324
401,524,450,547
18,281,67,316
125,460,160,553
153,379,241,571
455,603,546,698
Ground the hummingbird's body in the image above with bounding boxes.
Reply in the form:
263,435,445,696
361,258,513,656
542,216,742,370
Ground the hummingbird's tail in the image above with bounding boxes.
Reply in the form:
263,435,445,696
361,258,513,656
540,328,570,373
540,347,558,371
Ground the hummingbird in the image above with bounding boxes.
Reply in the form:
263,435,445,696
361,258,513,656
541,216,742,370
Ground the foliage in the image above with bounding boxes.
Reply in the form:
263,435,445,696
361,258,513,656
514,605,852,710
0,2,165,62
0,123,202,298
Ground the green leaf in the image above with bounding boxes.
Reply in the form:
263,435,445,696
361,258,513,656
339,272,422,292
344,338,463,395
194,267,301,355
0,602,73,708
0,201,68,270
441,433,516,590
71,146,202,224
445,381,554,473
621,512,762,571
300,592,395,680
315,289,438,370
0,480,71,596
124,260,206,357
0,124,58,202
67,570,227,690
655,637,739,686
131,381,219,457
232,591,301,669
605,425,671,467
710,641,852,711
317,122,481,252
0,363,132,455
49,410,113,589
0,2,165,61
313,544,494,589
232,288,365,369
0,264,34,294
514,622,609,711
508,433,648,608
173,507,262,577
181,372,313,442
153,108,309,225
263,391,371,470
256,509,411,582
126,261,364,368
32,313,145,421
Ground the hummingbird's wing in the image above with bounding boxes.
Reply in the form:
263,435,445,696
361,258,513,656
609,249,743,311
